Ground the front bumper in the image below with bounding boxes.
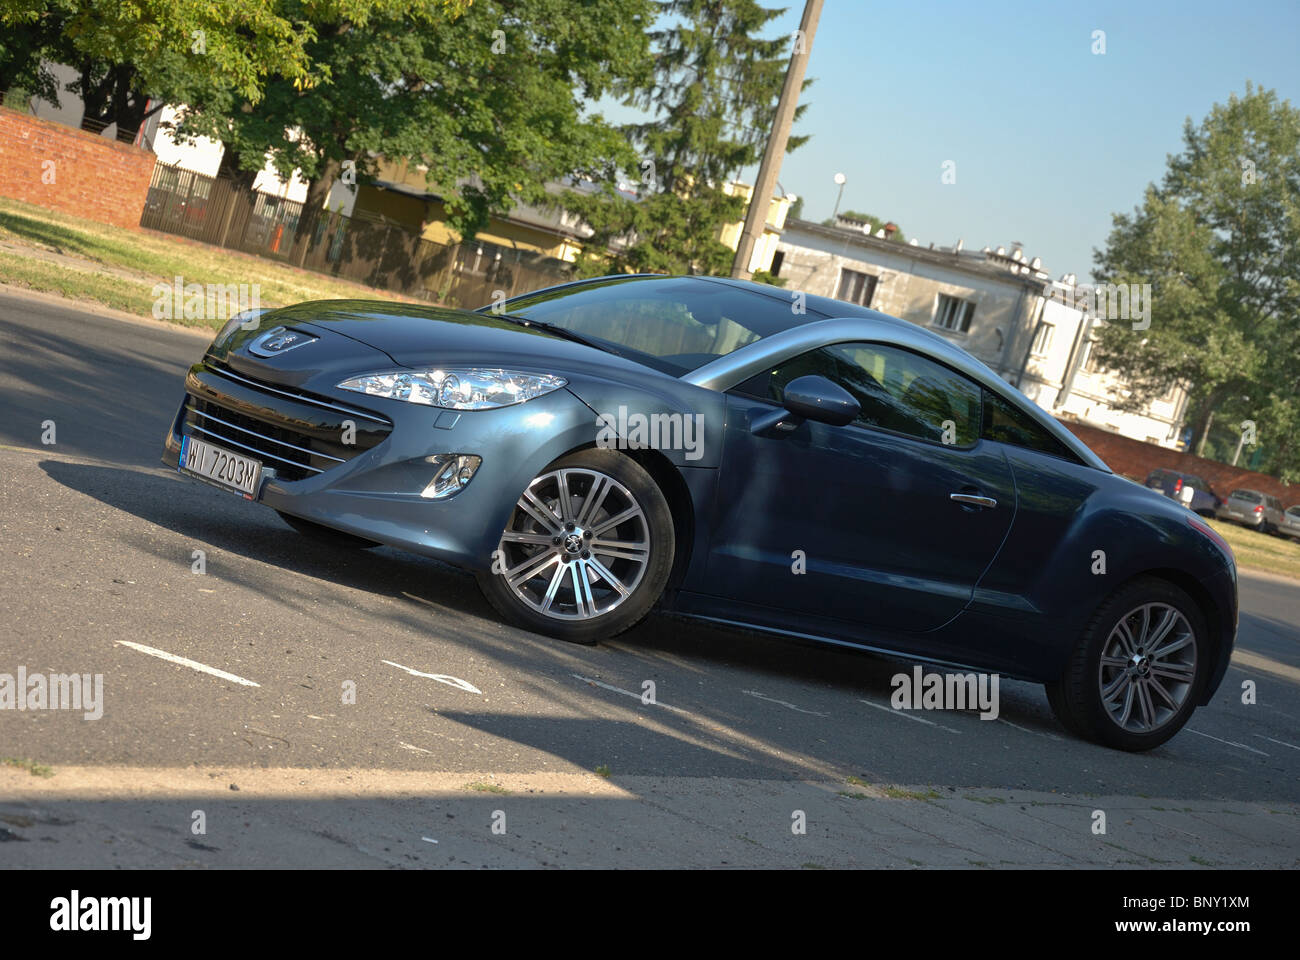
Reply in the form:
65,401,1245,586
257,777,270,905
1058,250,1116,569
162,361,604,571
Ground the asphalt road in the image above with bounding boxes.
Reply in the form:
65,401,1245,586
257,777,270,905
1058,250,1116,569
1,288,1297,868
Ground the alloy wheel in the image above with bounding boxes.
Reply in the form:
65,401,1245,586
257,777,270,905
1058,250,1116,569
495,467,651,620
1097,602,1197,733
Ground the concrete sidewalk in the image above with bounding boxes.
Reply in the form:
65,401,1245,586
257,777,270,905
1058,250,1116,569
2,765,1297,868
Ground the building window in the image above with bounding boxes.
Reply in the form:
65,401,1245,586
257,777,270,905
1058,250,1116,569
1082,339,1100,373
835,268,877,306
770,249,785,277
1031,322,1055,357
933,293,975,333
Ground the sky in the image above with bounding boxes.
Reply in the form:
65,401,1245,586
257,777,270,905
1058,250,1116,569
606,0,1300,281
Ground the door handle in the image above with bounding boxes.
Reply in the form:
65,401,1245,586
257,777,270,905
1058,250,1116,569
950,493,997,509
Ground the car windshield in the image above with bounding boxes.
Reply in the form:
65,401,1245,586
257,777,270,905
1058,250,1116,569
484,276,812,375
1232,490,1263,503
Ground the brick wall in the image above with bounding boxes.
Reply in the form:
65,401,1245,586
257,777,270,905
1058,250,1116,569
0,107,155,230
1061,420,1296,507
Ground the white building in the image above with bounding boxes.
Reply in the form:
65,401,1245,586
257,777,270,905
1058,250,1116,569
771,218,1188,448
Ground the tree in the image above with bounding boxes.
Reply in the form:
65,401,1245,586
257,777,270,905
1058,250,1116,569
0,11,62,105
0,0,333,140
1091,84,1300,479
822,209,906,242
564,0,809,277
168,0,653,263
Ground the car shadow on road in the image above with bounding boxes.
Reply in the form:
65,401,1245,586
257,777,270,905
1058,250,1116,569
40,458,1293,801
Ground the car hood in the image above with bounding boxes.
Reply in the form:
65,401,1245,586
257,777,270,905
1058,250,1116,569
268,299,661,380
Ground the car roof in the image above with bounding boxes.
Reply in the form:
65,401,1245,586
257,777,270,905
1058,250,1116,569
508,274,1110,472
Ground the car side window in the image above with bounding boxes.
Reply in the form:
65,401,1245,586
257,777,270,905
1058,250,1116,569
981,389,1079,462
733,342,981,446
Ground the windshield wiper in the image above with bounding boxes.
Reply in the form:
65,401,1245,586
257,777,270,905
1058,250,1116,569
494,313,624,357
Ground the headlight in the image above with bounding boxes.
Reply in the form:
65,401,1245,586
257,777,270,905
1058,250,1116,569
212,308,268,348
337,369,567,410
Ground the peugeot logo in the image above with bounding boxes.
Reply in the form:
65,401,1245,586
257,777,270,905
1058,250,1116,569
248,326,317,357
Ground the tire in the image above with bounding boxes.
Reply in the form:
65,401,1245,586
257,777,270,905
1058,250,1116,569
1046,576,1208,751
475,448,674,645
276,511,380,549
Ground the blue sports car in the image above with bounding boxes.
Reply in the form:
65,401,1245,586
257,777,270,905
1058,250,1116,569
161,274,1237,751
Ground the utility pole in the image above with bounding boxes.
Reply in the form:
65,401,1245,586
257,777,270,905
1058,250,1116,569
730,0,823,280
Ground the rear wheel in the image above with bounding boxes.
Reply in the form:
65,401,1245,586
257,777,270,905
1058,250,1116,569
475,449,674,644
1046,577,1207,751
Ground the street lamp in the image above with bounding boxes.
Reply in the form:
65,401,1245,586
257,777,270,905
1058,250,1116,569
832,172,846,220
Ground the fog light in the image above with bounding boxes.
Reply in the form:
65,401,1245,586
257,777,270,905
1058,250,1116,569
421,454,482,499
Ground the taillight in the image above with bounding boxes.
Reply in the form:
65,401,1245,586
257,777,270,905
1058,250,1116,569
1174,477,1183,493
1188,515,1234,561
1254,505,1263,513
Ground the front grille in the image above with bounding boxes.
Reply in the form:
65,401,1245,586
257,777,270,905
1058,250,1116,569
181,367,392,481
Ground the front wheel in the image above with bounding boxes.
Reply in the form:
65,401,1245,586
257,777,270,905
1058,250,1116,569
475,448,675,645
1046,577,1208,751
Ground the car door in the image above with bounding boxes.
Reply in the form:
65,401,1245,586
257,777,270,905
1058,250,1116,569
705,342,1015,634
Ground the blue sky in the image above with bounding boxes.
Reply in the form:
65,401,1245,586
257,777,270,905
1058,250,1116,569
608,0,1300,281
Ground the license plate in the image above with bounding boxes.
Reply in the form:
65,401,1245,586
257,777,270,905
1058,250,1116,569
180,436,262,498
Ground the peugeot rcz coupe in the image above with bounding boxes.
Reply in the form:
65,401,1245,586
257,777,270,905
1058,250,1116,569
162,274,1237,750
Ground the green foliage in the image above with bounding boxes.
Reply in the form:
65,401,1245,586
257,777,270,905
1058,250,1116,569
829,210,906,243
0,0,381,134
1092,84,1300,479
565,0,809,277
750,269,785,286
170,0,653,242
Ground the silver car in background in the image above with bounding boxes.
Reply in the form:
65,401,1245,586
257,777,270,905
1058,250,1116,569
1217,488,1285,533
1279,505,1300,541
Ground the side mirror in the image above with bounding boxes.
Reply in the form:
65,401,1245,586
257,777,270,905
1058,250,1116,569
782,374,860,426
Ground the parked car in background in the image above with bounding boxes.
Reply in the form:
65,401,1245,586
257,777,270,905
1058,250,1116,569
1144,468,1221,517
1217,488,1285,533
1278,505,1300,541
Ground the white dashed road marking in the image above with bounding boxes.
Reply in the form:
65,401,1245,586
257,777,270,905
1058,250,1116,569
1187,728,1269,756
383,660,482,694
571,674,687,713
857,697,961,734
743,690,829,717
996,717,1063,741
115,640,260,687
1254,734,1300,752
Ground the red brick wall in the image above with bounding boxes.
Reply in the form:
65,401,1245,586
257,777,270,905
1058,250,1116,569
0,107,154,230
1060,420,1297,507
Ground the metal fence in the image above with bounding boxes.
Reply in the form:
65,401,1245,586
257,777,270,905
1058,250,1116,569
138,162,575,308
